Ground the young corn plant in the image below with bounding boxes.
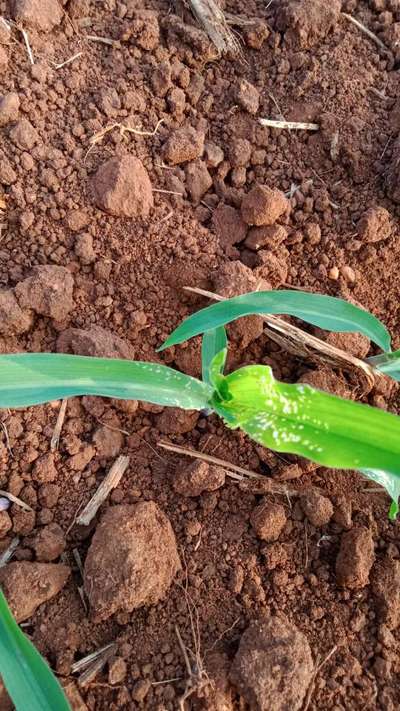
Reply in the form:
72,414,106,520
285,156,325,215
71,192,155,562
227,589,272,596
1,289,400,705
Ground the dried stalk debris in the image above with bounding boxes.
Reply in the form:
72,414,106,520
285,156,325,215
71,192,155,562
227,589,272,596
189,0,241,56
76,455,129,526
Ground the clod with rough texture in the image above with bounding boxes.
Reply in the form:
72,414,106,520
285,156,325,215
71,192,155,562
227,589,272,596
84,502,181,621
92,155,153,218
336,527,375,588
230,617,313,711
0,562,70,622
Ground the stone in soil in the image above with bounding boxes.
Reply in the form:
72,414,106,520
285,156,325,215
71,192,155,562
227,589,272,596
250,501,287,542
92,155,153,218
32,453,57,483
8,118,39,151
0,289,32,335
0,561,70,622
235,79,260,115
336,527,375,589
204,141,224,168
0,510,12,538
230,616,313,711
84,502,181,621
185,160,212,204
371,557,400,630
15,266,74,321
300,489,333,527
0,92,19,127
74,233,95,264
298,368,352,399
172,460,226,497
356,207,391,243
10,0,63,31
151,60,172,97
241,185,289,226
29,523,66,562
227,138,252,168
276,0,342,49
324,331,371,359
245,224,287,251
0,157,17,185
242,19,270,49
212,204,248,248
120,11,160,51
163,126,204,165
57,325,135,359
254,246,289,288
93,425,124,458
156,407,199,435
195,651,233,710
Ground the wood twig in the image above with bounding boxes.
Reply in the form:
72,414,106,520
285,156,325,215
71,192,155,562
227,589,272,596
0,490,33,512
76,455,129,526
0,537,19,568
72,643,117,686
50,399,68,451
54,51,83,70
158,441,263,480
342,13,387,51
189,0,241,56
259,118,319,131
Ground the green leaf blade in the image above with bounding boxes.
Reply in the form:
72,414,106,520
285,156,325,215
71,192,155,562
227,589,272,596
159,290,391,352
0,590,71,711
212,365,400,512
360,469,400,520
201,327,227,386
367,348,400,381
0,354,212,410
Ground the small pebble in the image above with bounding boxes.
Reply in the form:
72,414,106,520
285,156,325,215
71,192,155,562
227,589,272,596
328,266,339,280
0,497,10,511
341,265,356,282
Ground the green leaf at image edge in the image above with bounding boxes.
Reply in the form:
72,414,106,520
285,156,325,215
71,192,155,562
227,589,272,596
159,290,391,352
0,354,213,410
360,469,400,520
211,365,400,514
0,590,71,711
367,348,400,381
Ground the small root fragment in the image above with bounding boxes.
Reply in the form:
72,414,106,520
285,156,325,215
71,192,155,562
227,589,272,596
50,399,68,451
342,12,387,51
259,118,319,131
189,0,241,56
76,455,130,526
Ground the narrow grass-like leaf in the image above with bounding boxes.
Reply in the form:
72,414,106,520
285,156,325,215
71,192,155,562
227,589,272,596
201,327,227,386
367,349,400,381
159,290,391,352
0,354,212,410
360,469,400,520
0,589,71,711
211,365,400,511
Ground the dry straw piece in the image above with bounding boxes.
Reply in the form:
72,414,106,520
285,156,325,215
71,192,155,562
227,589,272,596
259,118,319,131
76,455,130,526
189,0,241,55
342,12,387,51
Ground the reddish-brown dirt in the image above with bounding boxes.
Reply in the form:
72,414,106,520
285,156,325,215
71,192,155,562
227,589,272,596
1,0,400,709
